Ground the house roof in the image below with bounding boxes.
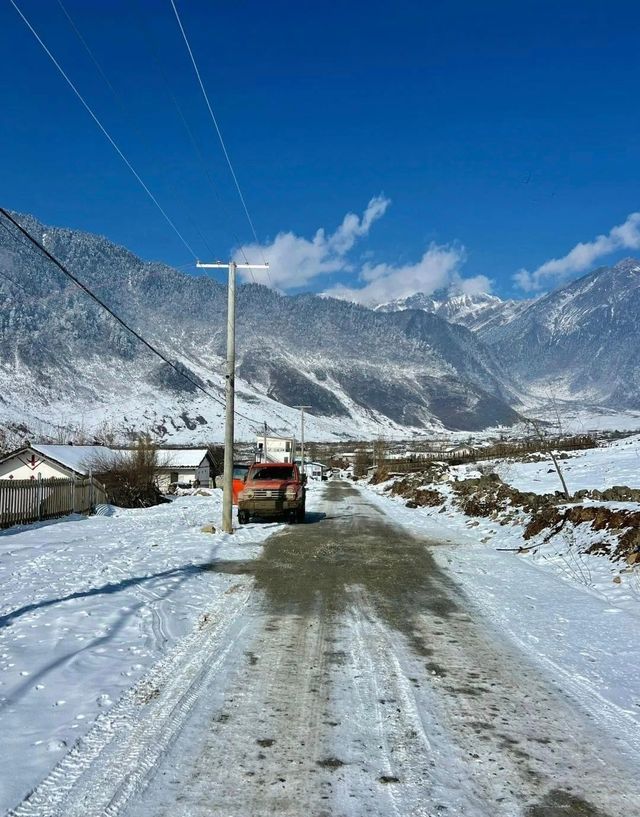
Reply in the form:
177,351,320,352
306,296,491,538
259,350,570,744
159,449,209,468
30,445,109,475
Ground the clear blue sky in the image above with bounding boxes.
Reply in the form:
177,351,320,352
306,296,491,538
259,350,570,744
2,0,639,301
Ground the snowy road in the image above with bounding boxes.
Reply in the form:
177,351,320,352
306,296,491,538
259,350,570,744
7,482,640,816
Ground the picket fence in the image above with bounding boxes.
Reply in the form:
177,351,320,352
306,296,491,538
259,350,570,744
0,475,108,529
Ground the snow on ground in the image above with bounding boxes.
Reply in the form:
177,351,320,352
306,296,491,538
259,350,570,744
491,434,640,494
0,493,281,814
361,482,640,763
362,434,640,750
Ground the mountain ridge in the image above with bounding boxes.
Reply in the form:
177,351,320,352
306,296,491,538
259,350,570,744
0,212,520,442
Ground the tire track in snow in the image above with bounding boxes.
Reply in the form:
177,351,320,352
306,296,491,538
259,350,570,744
8,584,253,817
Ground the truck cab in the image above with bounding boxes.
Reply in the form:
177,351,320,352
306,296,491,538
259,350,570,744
237,462,306,524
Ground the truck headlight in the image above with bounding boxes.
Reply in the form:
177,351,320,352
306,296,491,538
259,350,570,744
242,489,254,499
285,486,297,500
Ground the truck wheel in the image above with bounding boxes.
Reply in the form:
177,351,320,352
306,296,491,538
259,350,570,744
296,506,305,523
287,511,297,524
238,510,249,524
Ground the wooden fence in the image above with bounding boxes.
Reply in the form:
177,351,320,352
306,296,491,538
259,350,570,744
0,476,108,529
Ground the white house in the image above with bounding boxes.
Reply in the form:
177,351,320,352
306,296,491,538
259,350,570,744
155,449,216,491
0,444,110,481
294,459,325,480
255,436,295,464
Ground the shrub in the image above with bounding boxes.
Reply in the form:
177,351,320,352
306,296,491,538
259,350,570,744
88,436,168,508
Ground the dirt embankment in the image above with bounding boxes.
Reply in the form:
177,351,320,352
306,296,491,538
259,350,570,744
378,467,640,565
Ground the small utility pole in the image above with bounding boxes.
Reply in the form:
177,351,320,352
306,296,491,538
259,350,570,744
293,406,312,475
196,259,269,533
263,421,268,463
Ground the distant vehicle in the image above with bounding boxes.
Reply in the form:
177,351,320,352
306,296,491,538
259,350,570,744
237,462,306,524
232,463,251,505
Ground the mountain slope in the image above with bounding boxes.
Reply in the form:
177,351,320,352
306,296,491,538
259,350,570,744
478,259,640,408
0,212,520,441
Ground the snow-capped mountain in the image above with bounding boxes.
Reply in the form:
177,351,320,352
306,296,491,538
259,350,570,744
375,290,530,332
0,212,520,443
478,259,640,409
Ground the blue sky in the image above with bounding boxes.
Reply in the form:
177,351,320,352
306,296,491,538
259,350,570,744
2,0,640,303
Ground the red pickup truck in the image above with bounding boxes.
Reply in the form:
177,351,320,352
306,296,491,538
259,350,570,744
237,462,306,524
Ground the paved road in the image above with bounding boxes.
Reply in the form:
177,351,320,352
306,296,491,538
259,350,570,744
31,481,639,817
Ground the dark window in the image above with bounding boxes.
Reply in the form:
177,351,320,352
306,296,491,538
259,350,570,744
233,465,250,479
249,466,294,481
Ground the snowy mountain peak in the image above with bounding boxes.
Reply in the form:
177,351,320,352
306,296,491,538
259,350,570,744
375,290,530,333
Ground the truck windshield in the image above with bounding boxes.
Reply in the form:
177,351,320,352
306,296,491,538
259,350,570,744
250,466,294,481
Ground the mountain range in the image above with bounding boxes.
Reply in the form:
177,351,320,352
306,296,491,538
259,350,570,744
380,259,640,411
1,211,638,443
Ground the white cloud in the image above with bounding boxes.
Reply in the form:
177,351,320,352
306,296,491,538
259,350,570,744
515,212,640,292
324,243,469,306
458,274,493,296
234,195,390,289
233,195,492,305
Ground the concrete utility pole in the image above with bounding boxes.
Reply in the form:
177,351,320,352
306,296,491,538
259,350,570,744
196,260,269,533
293,406,312,475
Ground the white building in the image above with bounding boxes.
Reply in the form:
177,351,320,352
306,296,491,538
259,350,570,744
255,436,295,464
294,459,325,480
155,449,216,491
0,445,216,491
0,444,110,481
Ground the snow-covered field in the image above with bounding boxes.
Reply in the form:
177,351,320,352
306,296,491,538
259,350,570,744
491,434,640,494
0,493,281,813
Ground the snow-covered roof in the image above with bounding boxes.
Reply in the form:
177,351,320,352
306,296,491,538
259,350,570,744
31,445,110,475
159,449,209,468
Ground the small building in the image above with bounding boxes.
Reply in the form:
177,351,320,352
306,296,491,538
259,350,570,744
255,436,295,464
0,444,110,481
155,449,217,491
294,459,325,480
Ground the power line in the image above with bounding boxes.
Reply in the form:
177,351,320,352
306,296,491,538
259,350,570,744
2,212,296,437
8,0,198,261
168,0,268,268
1,212,296,434
0,208,269,426
56,0,219,263
134,4,258,282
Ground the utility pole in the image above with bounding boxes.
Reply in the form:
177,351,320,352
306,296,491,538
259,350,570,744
293,406,312,475
196,259,269,533
263,421,268,463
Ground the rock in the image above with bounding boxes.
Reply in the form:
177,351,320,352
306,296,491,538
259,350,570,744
612,575,622,584
201,523,217,534
626,551,640,565
405,500,418,509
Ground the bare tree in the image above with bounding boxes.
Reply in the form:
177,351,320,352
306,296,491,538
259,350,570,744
353,448,371,478
88,435,167,507
527,417,570,499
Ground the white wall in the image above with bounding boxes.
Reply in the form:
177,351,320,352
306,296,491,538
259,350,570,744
0,450,72,481
256,436,295,463
156,462,211,491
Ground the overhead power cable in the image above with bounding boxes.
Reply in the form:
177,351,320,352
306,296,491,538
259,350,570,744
169,0,268,267
0,208,268,426
135,4,259,282
8,0,198,261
